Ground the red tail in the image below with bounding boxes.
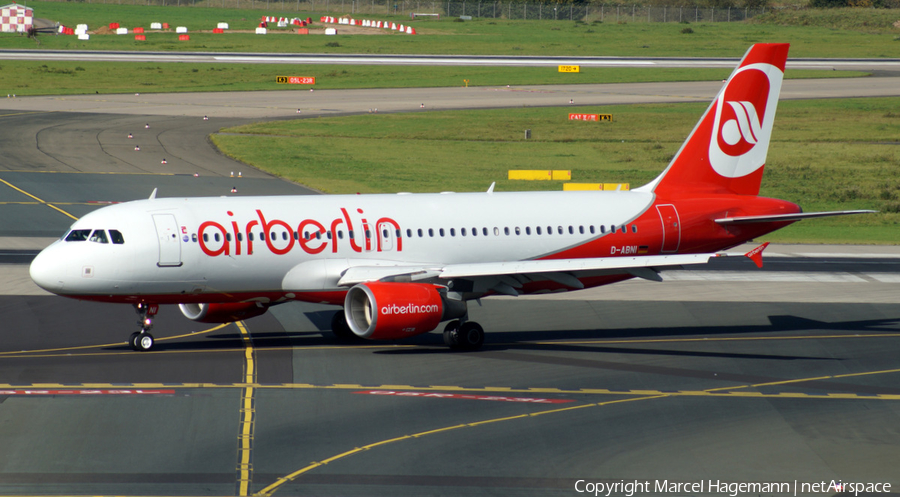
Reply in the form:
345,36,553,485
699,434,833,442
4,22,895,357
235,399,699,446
640,44,790,197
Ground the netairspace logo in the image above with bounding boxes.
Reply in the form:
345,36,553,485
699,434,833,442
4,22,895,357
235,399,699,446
573,479,892,497
380,303,439,315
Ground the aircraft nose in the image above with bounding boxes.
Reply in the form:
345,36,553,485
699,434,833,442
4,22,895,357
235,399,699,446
29,244,67,293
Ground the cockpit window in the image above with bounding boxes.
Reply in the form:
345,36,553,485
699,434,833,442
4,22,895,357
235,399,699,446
89,230,109,244
109,230,125,244
65,229,91,242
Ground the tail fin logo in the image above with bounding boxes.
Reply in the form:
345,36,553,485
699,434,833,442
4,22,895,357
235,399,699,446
709,63,783,179
721,100,761,148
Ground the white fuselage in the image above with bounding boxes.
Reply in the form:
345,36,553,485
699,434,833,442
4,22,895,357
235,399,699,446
30,189,657,302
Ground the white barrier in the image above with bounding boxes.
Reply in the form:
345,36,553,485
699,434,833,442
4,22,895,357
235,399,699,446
116,27,128,34
175,26,188,33
255,27,267,34
217,22,229,29
150,22,162,29
78,33,90,40
325,27,337,35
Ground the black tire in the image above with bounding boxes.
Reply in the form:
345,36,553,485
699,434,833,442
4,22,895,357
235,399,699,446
129,332,142,351
135,333,154,352
331,311,356,340
442,320,461,347
457,322,485,351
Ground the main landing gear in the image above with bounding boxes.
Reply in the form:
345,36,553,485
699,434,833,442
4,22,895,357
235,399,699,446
442,319,485,351
130,303,158,352
330,311,357,341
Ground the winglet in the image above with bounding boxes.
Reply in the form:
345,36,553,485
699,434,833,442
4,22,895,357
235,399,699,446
744,242,769,268
149,188,158,200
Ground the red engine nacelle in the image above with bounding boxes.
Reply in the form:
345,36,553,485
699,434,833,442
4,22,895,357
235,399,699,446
345,282,458,340
178,302,269,323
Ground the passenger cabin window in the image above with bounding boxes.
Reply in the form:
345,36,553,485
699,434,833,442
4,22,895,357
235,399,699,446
89,230,108,244
65,229,91,242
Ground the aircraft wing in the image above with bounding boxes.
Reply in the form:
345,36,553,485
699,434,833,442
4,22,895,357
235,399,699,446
336,253,716,290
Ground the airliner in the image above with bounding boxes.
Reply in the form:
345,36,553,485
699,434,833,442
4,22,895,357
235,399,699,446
29,43,871,351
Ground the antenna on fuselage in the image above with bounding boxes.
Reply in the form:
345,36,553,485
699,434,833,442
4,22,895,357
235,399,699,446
149,188,158,200
487,182,495,194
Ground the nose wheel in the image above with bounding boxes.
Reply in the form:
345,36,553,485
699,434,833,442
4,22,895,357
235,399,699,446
131,303,158,352
130,332,154,352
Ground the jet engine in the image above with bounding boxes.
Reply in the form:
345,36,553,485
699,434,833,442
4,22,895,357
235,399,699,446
344,282,466,340
178,302,269,323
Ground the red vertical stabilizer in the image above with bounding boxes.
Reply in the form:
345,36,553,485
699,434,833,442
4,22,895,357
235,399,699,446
641,44,790,198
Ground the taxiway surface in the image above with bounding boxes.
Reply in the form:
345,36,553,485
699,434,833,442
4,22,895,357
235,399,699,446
0,82,898,496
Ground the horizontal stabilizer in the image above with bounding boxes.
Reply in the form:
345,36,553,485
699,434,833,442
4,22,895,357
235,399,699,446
715,210,876,225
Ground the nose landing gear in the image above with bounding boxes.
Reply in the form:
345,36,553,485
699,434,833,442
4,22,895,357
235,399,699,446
131,303,158,352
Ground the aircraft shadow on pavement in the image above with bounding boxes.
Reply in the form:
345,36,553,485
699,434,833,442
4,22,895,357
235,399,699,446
372,314,900,360
95,311,899,357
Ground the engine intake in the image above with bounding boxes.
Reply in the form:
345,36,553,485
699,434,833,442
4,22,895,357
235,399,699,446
344,282,465,340
178,302,269,323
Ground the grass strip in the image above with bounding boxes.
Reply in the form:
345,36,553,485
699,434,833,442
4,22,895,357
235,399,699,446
0,59,866,96
5,2,900,58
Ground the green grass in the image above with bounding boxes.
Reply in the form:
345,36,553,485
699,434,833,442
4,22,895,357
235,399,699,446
5,2,900,58
752,8,900,34
212,97,900,244
0,59,864,95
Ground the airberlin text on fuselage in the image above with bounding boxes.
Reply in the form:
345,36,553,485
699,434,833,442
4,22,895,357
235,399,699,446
197,207,402,257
